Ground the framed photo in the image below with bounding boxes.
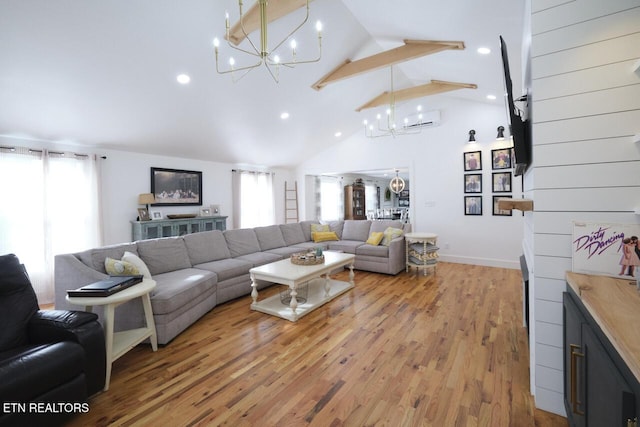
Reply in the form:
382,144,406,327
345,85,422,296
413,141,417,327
493,196,513,216
151,167,202,206
491,148,512,170
137,208,150,221
200,207,212,217
464,196,482,215
211,204,221,215
492,172,512,193
464,151,482,171
464,173,482,193
149,210,163,220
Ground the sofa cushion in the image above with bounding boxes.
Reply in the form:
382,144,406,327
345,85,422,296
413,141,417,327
370,220,404,234
254,225,287,251
149,268,216,315
342,220,372,241
279,223,306,246
136,237,192,275
326,221,344,239
0,254,38,353
300,220,321,241
224,229,262,257
265,246,305,257
356,243,389,257
194,258,253,282
104,257,139,276
311,231,339,243
381,227,404,246
235,252,282,267
183,230,231,265
327,240,364,254
365,232,384,246
76,242,138,274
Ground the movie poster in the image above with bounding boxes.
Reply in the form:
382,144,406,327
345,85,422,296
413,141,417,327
572,221,640,278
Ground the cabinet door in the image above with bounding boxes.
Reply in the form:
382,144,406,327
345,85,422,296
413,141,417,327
563,292,586,427
583,325,636,427
144,223,162,239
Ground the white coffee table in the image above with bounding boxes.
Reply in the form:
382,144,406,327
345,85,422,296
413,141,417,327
250,252,355,322
66,279,158,391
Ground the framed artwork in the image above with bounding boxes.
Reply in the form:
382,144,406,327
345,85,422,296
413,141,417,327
149,210,163,220
492,172,512,193
491,148,512,170
137,208,150,221
464,151,482,171
151,167,202,206
464,196,482,215
464,173,482,193
493,196,512,216
199,207,212,217
211,204,221,215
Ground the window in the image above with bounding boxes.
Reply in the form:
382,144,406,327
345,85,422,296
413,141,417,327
0,147,102,303
317,176,343,222
232,170,275,228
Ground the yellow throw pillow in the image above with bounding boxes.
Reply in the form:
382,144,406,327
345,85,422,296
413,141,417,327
381,227,404,246
366,231,384,246
311,231,339,243
105,257,139,276
310,223,330,233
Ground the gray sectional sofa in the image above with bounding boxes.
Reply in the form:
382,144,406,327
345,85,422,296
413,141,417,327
54,219,410,345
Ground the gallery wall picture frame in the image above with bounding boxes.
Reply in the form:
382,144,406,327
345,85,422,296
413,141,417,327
149,210,163,220
464,196,482,215
464,173,482,193
493,196,513,216
464,151,482,171
491,148,512,170
151,167,202,206
492,172,512,193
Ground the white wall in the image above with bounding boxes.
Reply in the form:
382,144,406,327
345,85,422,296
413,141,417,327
528,0,640,415
297,96,525,269
0,135,294,246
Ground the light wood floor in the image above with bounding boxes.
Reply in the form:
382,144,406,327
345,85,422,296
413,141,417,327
66,262,567,426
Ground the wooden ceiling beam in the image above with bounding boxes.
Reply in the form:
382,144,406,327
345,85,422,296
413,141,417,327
355,80,477,112
312,40,465,90
227,0,312,46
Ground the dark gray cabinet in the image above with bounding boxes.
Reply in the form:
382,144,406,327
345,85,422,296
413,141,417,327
131,216,227,241
563,289,638,427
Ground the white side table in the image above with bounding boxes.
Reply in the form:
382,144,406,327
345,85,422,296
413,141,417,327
66,279,158,391
405,232,439,276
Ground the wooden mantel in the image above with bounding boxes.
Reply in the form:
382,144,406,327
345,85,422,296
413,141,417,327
496,198,533,212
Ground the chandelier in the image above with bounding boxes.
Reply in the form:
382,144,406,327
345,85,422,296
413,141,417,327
389,169,406,194
363,67,424,138
213,0,323,83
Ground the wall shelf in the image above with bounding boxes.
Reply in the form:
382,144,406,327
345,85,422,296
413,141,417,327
497,198,533,212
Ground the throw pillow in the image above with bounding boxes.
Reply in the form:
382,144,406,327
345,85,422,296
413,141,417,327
381,227,404,246
121,251,152,279
310,223,330,233
105,257,139,276
311,231,339,243
366,231,384,246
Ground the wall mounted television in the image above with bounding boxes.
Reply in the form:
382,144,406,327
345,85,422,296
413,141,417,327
499,35,531,177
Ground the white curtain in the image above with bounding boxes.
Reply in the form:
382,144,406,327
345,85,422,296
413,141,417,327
231,169,275,228
0,147,102,303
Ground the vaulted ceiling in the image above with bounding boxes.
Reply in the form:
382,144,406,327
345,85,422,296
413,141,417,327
0,0,525,168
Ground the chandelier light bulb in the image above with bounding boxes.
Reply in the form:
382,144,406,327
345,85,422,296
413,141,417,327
213,38,220,48
229,57,235,66
404,118,409,125
290,39,297,50
315,20,323,33
417,105,422,112
273,55,280,64
386,108,391,116
363,119,368,125
369,124,374,131
376,113,381,120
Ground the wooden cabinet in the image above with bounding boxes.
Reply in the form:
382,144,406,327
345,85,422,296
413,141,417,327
563,275,639,427
344,184,366,220
131,216,227,241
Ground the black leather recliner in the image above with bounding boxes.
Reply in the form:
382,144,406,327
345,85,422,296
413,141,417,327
0,253,106,427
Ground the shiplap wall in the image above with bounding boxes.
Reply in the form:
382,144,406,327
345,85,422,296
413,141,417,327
529,0,640,415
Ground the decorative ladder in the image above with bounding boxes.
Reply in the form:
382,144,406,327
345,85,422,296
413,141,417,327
285,181,299,223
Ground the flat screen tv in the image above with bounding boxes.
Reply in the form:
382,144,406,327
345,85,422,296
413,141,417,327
499,35,530,176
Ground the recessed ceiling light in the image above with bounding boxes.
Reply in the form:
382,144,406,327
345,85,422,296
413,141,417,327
176,74,191,84
477,47,491,55
486,94,497,100
280,112,290,120
334,131,342,138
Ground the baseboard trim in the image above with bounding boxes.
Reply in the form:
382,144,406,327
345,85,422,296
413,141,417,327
438,255,520,270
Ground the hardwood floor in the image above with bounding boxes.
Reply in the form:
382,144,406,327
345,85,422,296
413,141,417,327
66,262,568,426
